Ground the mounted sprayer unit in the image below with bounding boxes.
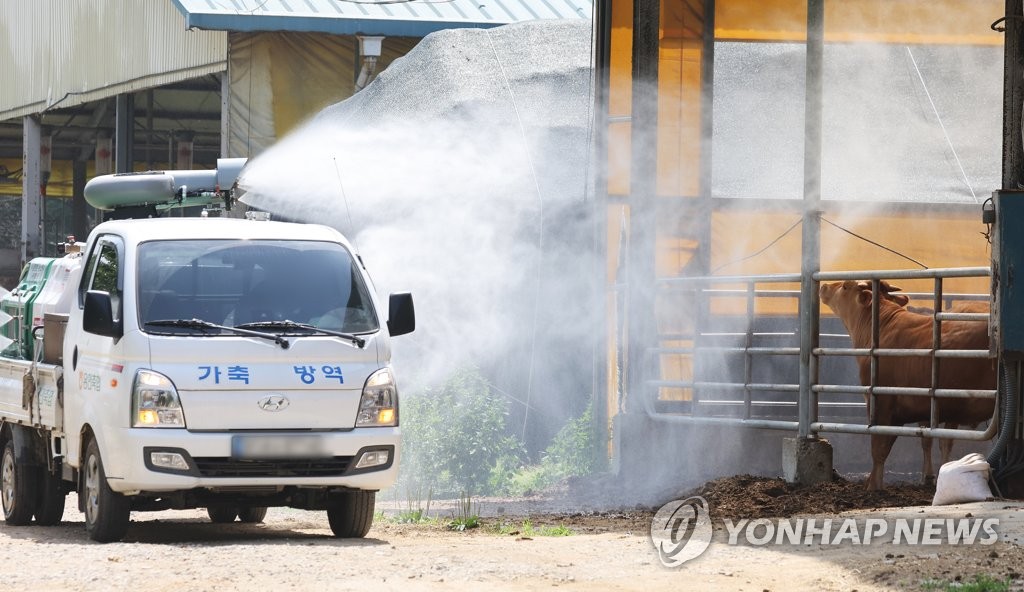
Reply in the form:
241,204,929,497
83,157,247,218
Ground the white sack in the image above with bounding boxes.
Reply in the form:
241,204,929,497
932,452,993,506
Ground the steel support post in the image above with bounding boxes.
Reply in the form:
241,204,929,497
787,0,832,484
115,93,135,174
21,115,43,265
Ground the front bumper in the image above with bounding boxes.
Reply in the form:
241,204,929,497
98,427,401,493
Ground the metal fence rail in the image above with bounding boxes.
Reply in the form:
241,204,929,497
643,267,997,442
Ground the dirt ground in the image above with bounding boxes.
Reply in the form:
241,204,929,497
691,473,938,519
0,477,1021,592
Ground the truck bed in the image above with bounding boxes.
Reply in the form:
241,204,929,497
0,357,63,432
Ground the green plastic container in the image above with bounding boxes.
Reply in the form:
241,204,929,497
0,258,57,360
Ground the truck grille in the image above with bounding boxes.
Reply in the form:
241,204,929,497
192,456,353,478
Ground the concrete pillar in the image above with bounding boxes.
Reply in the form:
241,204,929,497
21,115,43,265
783,437,833,485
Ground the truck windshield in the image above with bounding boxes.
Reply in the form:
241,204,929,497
136,239,378,335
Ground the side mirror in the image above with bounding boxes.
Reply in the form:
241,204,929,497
83,290,123,339
387,293,415,337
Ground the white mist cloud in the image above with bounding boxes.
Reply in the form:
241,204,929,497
712,41,1001,203
235,20,596,447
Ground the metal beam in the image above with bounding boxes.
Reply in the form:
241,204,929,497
798,0,825,440
76,100,111,162
115,94,135,173
220,72,230,158
0,140,221,153
72,159,88,241
21,116,43,264
592,0,612,469
1004,0,1024,189
625,0,661,415
698,0,715,277
146,89,155,168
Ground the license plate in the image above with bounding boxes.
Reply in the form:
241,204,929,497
231,435,329,460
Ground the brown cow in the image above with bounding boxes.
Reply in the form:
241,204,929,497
819,280,995,490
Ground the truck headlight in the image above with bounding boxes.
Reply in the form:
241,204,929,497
132,369,186,428
356,368,398,427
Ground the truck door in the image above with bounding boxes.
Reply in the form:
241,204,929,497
64,235,128,471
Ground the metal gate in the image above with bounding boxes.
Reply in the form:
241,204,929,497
643,267,998,442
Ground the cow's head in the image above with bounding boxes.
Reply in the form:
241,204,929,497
820,280,909,316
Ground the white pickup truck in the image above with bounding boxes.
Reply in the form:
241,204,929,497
0,160,414,542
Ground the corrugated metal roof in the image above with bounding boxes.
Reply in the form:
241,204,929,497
170,0,592,37
0,1,226,121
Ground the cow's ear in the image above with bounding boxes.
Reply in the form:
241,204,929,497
857,290,872,307
890,293,910,306
880,280,903,293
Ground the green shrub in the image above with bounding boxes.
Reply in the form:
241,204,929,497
543,402,601,478
398,367,525,498
396,367,602,499
498,403,602,496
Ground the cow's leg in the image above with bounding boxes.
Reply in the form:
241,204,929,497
938,422,967,466
939,437,955,466
867,434,898,491
920,431,935,485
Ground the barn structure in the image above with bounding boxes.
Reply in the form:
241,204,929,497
0,0,591,285
595,0,1024,495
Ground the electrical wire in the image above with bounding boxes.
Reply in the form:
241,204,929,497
710,215,930,275
485,380,539,412
484,28,545,442
905,46,978,203
711,216,802,274
331,156,359,252
822,217,929,268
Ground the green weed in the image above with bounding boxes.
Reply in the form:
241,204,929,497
494,519,573,537
920,574,1011,592
447,491,481,531
394,484,434,523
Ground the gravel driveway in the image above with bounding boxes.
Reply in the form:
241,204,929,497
1,494,1022,591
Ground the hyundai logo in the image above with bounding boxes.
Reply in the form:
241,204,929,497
258,394,290,412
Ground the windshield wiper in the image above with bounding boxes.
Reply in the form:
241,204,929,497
146,318,290,349
234,320,366,348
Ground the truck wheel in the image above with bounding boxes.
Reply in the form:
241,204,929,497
326,490,375,538
83,439,130,543
34,466,66,526
207,505,238,523
1,439,38,526
238,506,268,523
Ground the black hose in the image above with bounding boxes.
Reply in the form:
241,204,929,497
988,360,1020,468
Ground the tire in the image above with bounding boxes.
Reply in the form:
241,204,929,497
1,439,38,526
238,506,268,523
326,490,375,538
34,466,66,526
207,505,238,523
83,439,130,543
